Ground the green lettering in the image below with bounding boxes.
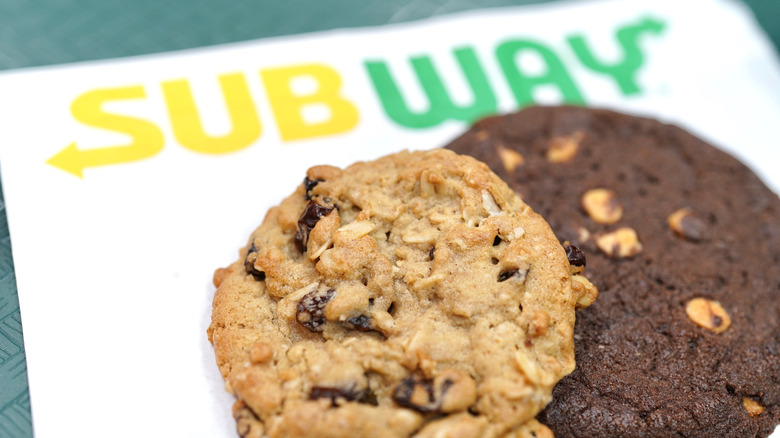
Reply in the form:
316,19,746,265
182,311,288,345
569,17,666,95
365,47,497,129
496,39,584,107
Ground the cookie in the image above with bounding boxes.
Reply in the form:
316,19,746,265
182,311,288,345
446,106,780,437
208,149,597,438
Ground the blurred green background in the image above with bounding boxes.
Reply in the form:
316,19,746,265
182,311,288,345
1,0,778,70
0,1,777,436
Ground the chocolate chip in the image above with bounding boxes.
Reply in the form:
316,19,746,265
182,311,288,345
564,244,586,267
303,177,324,201
244,244,265,281
392,375,454,413
296,289,335,332
346,314,373,332
295,198,336,252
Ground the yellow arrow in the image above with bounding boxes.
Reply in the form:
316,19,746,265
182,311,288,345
47,139,162,178
47,85,164,178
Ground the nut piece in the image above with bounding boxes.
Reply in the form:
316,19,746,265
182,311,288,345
685,297,731,333
504,419,554,438
437,369,477,413
582,188,623,224
547,131,583,163
474,130,490,142
595,227,642,258
414,413,487,438
571,275,598,309
528,310,550,337
419,169,445,198
668,208,707,241
497,145,525,173
249,341,274,364
742,398,765,417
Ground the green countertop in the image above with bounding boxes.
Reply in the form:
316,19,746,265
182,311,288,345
0,1,778,436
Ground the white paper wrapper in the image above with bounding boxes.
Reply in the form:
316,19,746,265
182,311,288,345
0,0,777,436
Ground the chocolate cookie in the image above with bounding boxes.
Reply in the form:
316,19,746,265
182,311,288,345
446,106,780,437
208,149,597,438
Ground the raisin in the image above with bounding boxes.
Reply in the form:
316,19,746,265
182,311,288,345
303,177,324,201
498,269,518,282
310,385,363,404
393,376,435,413
392,375,454,413
310,385,378,406
243,244,265,281
563,244,586,267
295,198,336,252
296,289,335,332
498,268,529,282
346,314,373,332
359,389,379,406
233,402,261,438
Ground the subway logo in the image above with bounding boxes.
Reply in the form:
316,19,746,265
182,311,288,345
47,16,664,178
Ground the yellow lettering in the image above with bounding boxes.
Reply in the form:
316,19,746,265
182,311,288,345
162,73,261,154
261,64,359,141
47,85,164,178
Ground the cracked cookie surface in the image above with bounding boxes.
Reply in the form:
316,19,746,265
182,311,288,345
446,106,780,438
208,149,596,438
